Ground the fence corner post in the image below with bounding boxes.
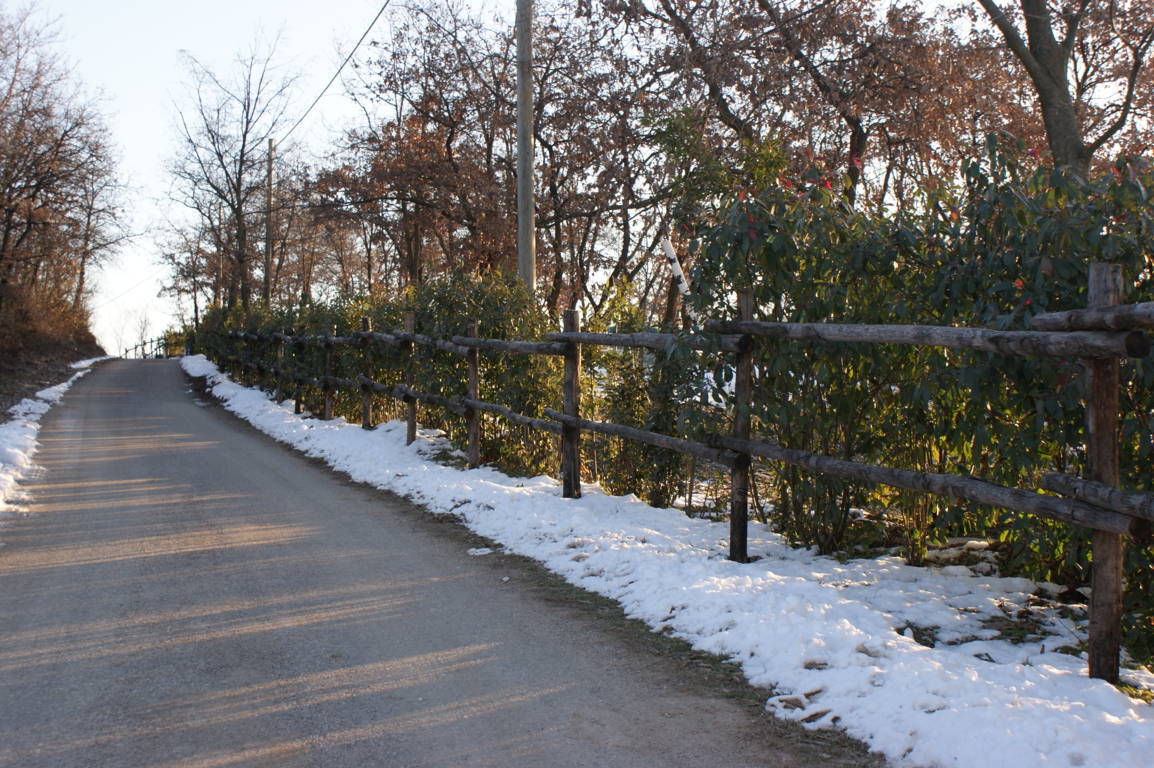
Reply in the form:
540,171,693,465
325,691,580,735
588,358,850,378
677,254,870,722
561,309,582,499
1087,261,1124,683
466,320,481,468
404,311,417,445
729,289,754,563
361,317,374,430
322,325,335,421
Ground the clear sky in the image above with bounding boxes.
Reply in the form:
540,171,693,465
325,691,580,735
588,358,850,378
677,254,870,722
35,0,510,354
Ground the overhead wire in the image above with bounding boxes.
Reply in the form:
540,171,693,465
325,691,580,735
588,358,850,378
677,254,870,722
279,0,393,144
90,266,173,312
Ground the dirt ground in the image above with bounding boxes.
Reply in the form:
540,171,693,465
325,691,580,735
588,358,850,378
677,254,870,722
0,339,105,417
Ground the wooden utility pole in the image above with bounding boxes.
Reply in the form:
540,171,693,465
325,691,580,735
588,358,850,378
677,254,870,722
263,138,274,305
1086,262,1123,682
515,0,535,293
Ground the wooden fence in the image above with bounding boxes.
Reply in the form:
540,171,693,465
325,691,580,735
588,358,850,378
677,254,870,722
125,336,176,359
205,263,1154,684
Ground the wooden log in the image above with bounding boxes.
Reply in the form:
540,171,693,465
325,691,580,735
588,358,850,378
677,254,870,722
729,290,753,563
545,409,740,468
704,319,1150,359
561,310,582,499
1086,263,1124,683
393,383,468,416
462,398,563,435
709,434,1135,536
466,320,481,468
1031,301,1154,331
1042,472,1154,525
403,313,417,445
360,318,374,430
452,335,567,356
546,330,744,354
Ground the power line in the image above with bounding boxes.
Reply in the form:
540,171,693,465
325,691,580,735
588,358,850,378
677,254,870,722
280,1,392,144
91,267,171,312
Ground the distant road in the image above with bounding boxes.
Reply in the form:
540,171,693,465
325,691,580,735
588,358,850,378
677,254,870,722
0,359,870,767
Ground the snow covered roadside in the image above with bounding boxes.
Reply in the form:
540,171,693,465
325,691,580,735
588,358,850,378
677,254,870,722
0,356,110,518
183,354,1152,768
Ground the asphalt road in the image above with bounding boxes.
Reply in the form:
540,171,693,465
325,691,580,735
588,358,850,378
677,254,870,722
0,359,871,767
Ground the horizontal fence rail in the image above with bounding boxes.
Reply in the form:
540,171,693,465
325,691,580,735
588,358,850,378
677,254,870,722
202,266,1154,683
704,319,1151,358
1031,301,1154,331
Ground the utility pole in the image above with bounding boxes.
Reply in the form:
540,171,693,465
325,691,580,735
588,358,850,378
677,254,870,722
515,0,535,294
263,138,275,305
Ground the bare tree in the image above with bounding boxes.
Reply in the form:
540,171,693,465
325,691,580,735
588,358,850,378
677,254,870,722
976,0,1154,175
170,36,295,312
0,7,122,347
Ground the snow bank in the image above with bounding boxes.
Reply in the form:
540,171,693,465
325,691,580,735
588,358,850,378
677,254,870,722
0,356,110,517
183,354,1153,768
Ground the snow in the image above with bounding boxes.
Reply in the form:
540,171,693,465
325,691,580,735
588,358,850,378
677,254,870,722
0,357,110,519
183,354,1152,767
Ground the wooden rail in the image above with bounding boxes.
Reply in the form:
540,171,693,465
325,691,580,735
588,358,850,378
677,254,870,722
546,330,744,353
709,435,1136,536
704,319,1151,359
1032,301,1154,331
207,263,1152,681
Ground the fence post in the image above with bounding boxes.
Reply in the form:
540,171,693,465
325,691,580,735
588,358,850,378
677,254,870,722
404,312,417,445
274,330,285,402
1086,262,1123,682
291,330,303,415
361,317,374,430
260,336,271,392
466,319,481,468
561,309,582,499
322,326,335,421
729,289,754,563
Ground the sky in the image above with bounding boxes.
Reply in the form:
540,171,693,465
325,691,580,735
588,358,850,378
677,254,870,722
37,0,512,355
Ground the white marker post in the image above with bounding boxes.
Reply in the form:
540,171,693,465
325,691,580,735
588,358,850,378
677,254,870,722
661,235,699,325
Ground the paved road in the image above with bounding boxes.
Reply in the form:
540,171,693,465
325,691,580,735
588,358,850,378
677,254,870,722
0,360,866,767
